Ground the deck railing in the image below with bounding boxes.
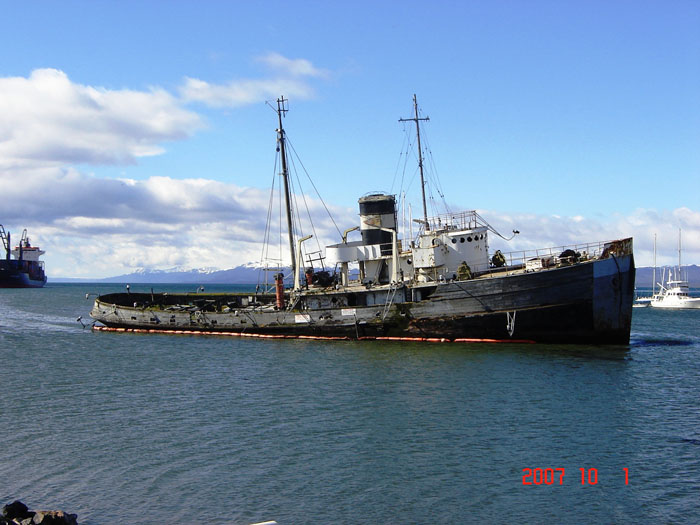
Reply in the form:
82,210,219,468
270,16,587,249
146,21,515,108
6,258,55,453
344,237,632,284
418,210,489,233
474,238,633,276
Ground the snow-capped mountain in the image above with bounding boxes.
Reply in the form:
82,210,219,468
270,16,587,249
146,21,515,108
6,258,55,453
51,265,700,286
52,263,288,283
98,264,277,283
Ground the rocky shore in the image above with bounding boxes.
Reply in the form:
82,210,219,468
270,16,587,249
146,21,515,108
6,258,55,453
1,501,78,525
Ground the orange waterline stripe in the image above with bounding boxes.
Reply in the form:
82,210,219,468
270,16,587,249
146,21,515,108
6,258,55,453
92,326,535,343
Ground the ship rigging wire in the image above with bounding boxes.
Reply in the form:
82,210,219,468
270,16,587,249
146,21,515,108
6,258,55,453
392,99,519,243
258,116,343,286
286,137,343,240
393,100,452,233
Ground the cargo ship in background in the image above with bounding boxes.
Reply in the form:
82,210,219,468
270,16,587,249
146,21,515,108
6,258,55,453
90,96,635,344
0,226,47,288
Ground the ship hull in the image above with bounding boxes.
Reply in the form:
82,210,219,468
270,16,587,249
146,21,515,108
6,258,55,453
0,262,47,288
91,252,635,345
650,300,700,309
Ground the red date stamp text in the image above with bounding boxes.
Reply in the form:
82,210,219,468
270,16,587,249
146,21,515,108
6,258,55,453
522,467,629,485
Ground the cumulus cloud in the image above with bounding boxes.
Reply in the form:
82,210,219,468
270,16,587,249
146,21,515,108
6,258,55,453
0,57,340,277
1,62,695,278
1,167,354,277
485,207,700,268
7,164,699,278
0,69,202,169
0,54,327,167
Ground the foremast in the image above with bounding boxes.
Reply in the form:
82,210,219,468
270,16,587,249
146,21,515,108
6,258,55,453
275,96,298,287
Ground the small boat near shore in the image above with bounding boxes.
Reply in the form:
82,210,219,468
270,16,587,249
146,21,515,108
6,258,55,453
650,277,700,309
90,96,635,344
650,230,700,309
0,226,47,288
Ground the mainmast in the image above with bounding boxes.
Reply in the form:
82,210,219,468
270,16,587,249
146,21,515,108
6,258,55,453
678,228,682,281
652,233,656,295
400,94,430,230
276,96,297,278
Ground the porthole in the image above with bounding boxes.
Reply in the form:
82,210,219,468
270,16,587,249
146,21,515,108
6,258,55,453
451,238,457,244
467,236,472,242
460,237,465,243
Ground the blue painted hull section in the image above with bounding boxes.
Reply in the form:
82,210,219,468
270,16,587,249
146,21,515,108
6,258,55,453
0,262,47,288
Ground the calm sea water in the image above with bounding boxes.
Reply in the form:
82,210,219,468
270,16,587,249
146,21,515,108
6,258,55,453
1,283,699,524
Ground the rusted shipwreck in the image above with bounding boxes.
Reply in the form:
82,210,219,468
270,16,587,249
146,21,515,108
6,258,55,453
91,97,635,344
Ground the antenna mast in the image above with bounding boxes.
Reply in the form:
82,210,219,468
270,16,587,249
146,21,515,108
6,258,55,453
678,228,682,280
276,96,297,277
400,94,430,230
652,233,656,295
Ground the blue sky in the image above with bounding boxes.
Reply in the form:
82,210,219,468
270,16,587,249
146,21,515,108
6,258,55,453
1,1,698,277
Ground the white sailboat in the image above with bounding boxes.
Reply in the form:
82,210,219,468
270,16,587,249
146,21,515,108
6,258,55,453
650,229,700,309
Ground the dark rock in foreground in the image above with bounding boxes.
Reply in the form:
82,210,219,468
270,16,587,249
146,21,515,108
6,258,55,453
1,501,31,522
2,501,77,525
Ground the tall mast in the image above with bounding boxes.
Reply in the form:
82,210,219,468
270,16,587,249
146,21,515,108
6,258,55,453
400,94,430,230
652,233,656,294
276,96,296,276
678,228,682,280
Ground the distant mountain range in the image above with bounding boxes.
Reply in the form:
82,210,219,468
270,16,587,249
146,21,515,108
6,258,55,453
635,264,700,288
51,264,276,284
52,263,700,287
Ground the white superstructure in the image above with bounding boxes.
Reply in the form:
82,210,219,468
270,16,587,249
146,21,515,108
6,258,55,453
649,230,700,309
650,277,700,309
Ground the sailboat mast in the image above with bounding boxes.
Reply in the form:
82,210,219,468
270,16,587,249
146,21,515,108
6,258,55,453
678,228,682,281
276,96,297,277
400,94,430,230
653,233,656,295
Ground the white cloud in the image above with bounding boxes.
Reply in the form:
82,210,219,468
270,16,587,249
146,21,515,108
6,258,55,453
0,57,338,277
1,62,696,279
1,167,354,278
0,57,343,277
257,52,329,78
485,207,700,268
0,55,327,167
0,69,202,169
180,53,325,107
2,166,697,279
6,165,699,278
180,77,314,108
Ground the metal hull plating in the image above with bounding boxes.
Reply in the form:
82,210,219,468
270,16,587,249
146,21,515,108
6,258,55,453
91,252,635,344
0,262,47,288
